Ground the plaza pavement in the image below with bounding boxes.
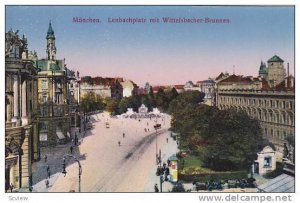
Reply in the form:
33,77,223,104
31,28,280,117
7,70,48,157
32,112,178,192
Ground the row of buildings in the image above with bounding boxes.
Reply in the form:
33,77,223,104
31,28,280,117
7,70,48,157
149,55,295,157
215,56,295,154
4,22,144,192
5,23,82,191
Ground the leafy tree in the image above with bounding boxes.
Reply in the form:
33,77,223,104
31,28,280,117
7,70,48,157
80,92,104,113
155,88,168,111
105,98,119,115
197,108,262,171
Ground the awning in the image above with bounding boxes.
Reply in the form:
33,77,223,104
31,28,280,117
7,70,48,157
257,173,294,192
56,131,65,140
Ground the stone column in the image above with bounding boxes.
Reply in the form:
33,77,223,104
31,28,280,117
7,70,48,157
10,165,15,187
6,96,12,123
21,126,32,188
21,80,28,125
12,74,20,125
77,82,80,104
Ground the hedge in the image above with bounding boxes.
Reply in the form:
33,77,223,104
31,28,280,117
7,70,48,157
179,171,248,182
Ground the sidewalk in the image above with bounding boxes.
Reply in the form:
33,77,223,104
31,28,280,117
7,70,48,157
31,131,86,192
144,130,180,192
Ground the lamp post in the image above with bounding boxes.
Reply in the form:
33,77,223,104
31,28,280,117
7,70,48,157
62,154,82,192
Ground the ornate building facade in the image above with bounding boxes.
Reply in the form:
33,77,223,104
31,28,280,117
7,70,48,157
35,22,71,146
215,55,295,153
197,78,215,106
5,30,39,191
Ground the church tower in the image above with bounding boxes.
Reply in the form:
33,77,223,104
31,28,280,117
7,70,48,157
266,55,286,87
46,21,56,60
259,61,267,78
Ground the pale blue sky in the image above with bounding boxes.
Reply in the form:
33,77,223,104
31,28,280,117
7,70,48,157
6,6,294,86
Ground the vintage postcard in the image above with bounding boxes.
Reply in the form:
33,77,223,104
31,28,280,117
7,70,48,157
3,3,295,200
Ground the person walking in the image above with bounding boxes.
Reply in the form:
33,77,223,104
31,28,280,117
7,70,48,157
166,138,168,143
44,155,47,162
70,145,73,154
123,133,125,138
154,184,159,192
45,178,49,188
46,165,51,179
47,170,51,179
118,141,121,147
9,183,14,192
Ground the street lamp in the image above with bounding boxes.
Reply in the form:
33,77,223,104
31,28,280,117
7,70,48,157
61,154,82,192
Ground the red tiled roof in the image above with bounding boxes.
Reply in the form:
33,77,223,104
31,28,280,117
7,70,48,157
152,86,165,92
81,76,123,86
218,74,252,84
274,76,295,91
174,85,184,89
261,78,271,91
215,72,225,80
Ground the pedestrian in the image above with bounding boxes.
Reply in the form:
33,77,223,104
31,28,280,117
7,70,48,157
46,165,50,172
47,170,51,179
167,159,171,166
123,133,125,138
118,141,121,147
163,162,166,170
9,183,14,192
44,155,47,162
45,178,49,188
154,184,159,192
70,145,73,154
166,138,168,143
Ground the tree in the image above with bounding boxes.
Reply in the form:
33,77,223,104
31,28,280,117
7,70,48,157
155,88,168,111
170,97,263,171
105,98,119,115
198,108,262,171
80,92,104,113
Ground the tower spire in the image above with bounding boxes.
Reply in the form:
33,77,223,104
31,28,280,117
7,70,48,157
46,21,56,60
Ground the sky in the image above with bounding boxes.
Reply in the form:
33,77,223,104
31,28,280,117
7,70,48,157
5,6,294,86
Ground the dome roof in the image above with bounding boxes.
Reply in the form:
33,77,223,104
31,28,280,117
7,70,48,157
259,61,268,74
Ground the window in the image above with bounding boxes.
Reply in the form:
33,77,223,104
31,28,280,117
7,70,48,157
41,107,48,117
42,80,48,90
264,157,272,167
42,92,48,103
40,123,48,132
